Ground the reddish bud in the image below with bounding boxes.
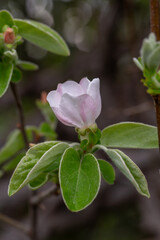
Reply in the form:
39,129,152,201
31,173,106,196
4,28,15,44
41,91,47,103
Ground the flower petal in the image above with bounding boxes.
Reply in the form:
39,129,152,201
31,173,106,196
52,107,76,127
87,78,101,118
79,77,90,92
60,93,97,128
60,80,84,96
47,90,61,108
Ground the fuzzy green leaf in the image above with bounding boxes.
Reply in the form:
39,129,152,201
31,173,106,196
0,10,14,32
0,62,13,97
8,141,69,196
98,145,150,198
14,19,70,56
36,100,57,129
59,148,101,212
28,173,48,190
0,153,25,178
17,60,39,71
39,122,57,140
101,122,158,149
98,159,115,184
11,67,22,83
0,126,36,165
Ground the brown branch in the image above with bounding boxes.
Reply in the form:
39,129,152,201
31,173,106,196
10,82,29,150
0,212,31,236
10,82,37,240
30,185,60,206
153,95,160,149
150,0,160,40
150,0,160,150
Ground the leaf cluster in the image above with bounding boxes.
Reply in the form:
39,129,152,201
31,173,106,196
0,99,57,177
133,33,160,95
0,10,70,97
8,122,158,212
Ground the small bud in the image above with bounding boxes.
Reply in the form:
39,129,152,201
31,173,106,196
41,91,47,103
29,143,35,147
4,28,15,44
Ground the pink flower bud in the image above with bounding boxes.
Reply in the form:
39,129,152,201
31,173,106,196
47,77,101,128
4,28,15,44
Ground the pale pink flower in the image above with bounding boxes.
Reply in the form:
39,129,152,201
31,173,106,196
47,77,101,128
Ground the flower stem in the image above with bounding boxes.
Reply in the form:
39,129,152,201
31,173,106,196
10,82,37,240
150,0,160,150
10,82,29,149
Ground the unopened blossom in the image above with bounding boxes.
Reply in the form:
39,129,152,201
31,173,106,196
41,91,47,103
47,77,101,128
4,28,15,44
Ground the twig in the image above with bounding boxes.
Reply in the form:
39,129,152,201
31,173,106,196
30,185,60,206
0,212,31,236
150,0,160,40
10,82,37,240
10,82,29,149
153,95,160,149
150,0,160,150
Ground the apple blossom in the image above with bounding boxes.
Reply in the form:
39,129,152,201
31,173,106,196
47,77,101,129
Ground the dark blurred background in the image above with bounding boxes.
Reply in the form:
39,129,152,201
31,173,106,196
0,0,160,239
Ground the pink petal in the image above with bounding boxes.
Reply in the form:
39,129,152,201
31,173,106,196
47,90,61,108
79,77,90,92
87,78,101,119
60,80,84,96
60,93,97,128
52,107,76,127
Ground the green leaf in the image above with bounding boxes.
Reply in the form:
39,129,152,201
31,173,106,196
133,57,143,71
11,67,22,83
36,100,57,129
98,159,115,184
59,148,101,212
8,141,69,196
17,60,39,71
147,45,160,70
98,145,150,198
2,153,25,172
141,40,153,67
39,122,57,140
101,122,158,149
0,126,37,165
0,153,25,178
14,19,70,56
28,173,48,190
0,10,14,32
0,62,13,97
